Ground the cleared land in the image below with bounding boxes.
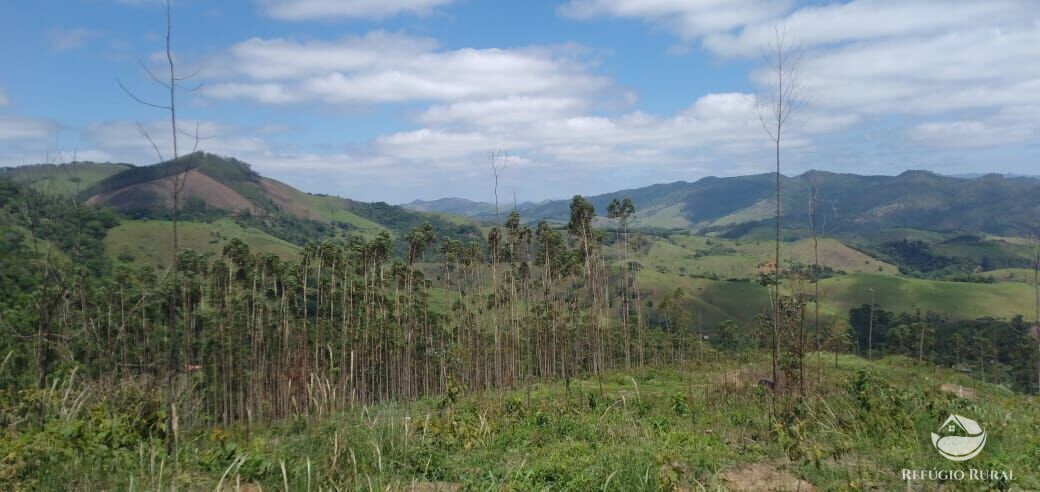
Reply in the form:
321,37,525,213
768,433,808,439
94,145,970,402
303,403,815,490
104,218,300,268
38,355,1035,490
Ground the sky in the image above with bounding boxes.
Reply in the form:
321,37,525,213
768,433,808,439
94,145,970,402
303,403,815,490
0,0,1038,203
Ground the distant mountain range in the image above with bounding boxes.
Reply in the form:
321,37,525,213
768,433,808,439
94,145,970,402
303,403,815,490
1,152,483,241
405,171,1040,237
5,156,1038,239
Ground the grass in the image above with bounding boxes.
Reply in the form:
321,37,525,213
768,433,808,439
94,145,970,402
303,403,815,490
631,203,690,229
636,266,1034,328
12,354,1037,490
983,268,1037,284
819,273,1037,320
629,232,1035,327
2,163,131,198
838,228,951,245
294,192,387,236
932,236,1035,269
104,219,300,268
639,235,898,281
637,267,770,327
708,199,774,227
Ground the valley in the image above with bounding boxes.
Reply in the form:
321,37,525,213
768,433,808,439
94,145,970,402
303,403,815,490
1,154,1037,490
4,2,1040,489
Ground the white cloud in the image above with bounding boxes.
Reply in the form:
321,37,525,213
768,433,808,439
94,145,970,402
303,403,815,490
559,0,793,39
256,0,456,20
203,32,610,106
417,97,588,126
563,0,1040,151
45,27,101,52
0,116,58,141
373,91,848,175
703,1,1031,57
794,26,1040,116
0,86,7,106
910,106,1040,149
84,120,268,163
203,83,302,104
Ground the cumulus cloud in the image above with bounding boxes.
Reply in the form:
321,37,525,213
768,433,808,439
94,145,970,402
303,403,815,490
563,0,1040,152
417,97,588,126
8,0,1034,201
84,120,268,163
559,0,793,39
703,1,1031,57
203,32,610,106
182,24,869,199
373,91,849,175
256,0,456,20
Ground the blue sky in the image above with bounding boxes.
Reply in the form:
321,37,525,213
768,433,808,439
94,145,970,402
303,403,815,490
1,0,1038,203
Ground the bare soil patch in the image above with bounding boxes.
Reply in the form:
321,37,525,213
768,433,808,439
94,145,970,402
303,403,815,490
940,383,976,399
261,177,321,220
88,169,257,213
719,461,815,491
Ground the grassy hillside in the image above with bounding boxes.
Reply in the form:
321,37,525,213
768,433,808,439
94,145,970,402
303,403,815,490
105,219,300,268
72,152,482,246
635,269,1036,329
818,273,1036,320
638,235,898,280
259,178,387,236
983,268,1037,283
0,162,132,197
16,355,1036,490
637,268,771,327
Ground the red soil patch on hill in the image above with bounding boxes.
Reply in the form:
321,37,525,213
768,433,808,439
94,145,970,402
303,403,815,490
87,169,258,213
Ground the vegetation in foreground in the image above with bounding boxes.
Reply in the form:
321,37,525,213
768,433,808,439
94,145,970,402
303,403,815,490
3,354,1037,490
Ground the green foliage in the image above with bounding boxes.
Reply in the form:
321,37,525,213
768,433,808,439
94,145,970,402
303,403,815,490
4,358,1037,490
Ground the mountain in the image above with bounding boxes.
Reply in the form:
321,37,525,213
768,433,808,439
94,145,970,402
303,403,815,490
418,171,1040,237
8,152,482,246
404,197,498,218
0,161,132,197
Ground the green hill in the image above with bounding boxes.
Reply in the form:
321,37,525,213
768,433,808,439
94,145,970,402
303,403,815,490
105,218,301,268
818,273,1036,321
0,162,132,197
73,152,483,245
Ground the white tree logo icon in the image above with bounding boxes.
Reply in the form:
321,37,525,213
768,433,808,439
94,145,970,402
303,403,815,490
931,414,987,461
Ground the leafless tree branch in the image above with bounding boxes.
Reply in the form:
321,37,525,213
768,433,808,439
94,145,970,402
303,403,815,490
117,79,172,111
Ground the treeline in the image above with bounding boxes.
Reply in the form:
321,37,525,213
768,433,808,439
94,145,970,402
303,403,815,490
848,305,1038,392
0,178,699,429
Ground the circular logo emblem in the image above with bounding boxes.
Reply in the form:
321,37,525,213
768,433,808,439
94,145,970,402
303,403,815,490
930,414,986,461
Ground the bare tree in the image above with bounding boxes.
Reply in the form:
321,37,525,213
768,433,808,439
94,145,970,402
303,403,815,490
488,150,508,225
757,26,801,396
1032,232,1039,393
118,0,201,454
487,149,508,385
809,170,823,383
